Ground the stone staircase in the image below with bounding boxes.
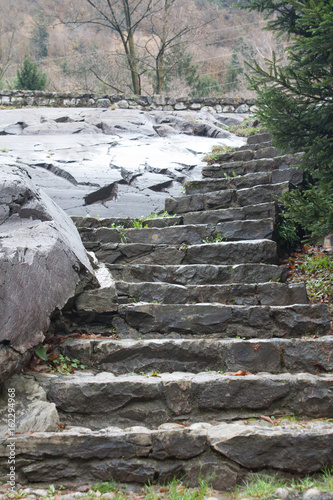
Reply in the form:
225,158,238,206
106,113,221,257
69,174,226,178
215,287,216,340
1,133,333,490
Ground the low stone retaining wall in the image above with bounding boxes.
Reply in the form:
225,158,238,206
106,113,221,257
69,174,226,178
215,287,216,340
0,90,255,113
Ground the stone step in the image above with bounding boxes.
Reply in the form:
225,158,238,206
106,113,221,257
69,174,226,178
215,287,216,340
92,239,278,266
73,215,182,230
118,303,330,338
238,140,273,151
3,420,333,486
202,154,301,178
34,371,333,429
216,218,274,240
115,281,308,306
107,263,289,285
184,168,303,195
182,203,276,226
247,133,273,145
80,219,275,246
59,336,333,375
165,182,290,214
204,146,279,166
79,224,213,246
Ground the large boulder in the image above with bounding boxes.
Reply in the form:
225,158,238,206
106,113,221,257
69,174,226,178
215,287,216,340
0,164,97,383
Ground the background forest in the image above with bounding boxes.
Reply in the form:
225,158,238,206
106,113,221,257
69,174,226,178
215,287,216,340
0,0,287,97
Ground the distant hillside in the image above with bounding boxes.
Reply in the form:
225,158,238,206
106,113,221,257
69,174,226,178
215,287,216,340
0,0,287,97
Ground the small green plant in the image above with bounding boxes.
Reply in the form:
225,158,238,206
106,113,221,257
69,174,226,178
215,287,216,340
144,210,170,220
50,354,85,374
202,145,233,164
45,484,56,500
228,117,265,137
179,242,188,252
111,223,127,242
130,218,146,228
0,148,10,153
92,481,118,494
203,233,226,243
234,473,285,499
35,346,49,361
290,251,333,316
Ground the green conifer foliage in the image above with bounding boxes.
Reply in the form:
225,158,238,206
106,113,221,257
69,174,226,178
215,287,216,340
244,0,333,241
16,56,47,90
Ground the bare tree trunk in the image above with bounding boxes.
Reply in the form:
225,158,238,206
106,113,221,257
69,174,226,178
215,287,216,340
155,0,170,93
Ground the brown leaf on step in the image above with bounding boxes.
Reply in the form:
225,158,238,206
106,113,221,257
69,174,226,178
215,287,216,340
54,495,62,500
260,415,275,424
48,353,59,361
235,370,252,376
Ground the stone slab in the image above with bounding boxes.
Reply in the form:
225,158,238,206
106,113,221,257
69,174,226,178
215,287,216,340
165,182,290,215
107,263,290,284
115,282,308,306
118,303,329,337
33,371,333,428
59,337,333,375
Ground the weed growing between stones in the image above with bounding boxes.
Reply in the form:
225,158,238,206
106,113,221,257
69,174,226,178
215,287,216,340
286,248,333,321
110,224,127,242
144,211,170,220
49,354,86,374
228,118,265,138
34,348,86,374
202,145,233,164
234,468,333,499
203,233,226,243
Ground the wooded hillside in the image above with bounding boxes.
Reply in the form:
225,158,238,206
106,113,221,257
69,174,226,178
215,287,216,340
0,0,287,96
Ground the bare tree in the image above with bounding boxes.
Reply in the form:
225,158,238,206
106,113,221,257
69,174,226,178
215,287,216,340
0,8,22,84
56,0,159,94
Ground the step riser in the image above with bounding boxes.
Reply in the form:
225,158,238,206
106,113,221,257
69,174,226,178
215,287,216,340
202,154,301,178
3,421,332,486
107,264,289,285
118,303,330,338
91,240,278,266
182,203,276,226
0,431,240,489
115,282,308,306
73,216,182,229
216,219,274,241
79,225,212,246
60,338,333,375
165,182,289,215
205,146,278,165
80,220,274,246
185,168,303,195
40,373,333,429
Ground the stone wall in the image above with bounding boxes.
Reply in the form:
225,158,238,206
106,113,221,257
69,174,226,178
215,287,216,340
0,90,255,113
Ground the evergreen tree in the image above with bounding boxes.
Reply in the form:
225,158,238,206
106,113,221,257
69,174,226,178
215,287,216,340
31,12,49,59
244,0,333,241
16,56,47,90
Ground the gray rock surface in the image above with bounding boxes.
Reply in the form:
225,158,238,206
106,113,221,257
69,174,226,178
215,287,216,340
0,108,246,218
209,420,333,473
0,374,59,434
0,165,95,382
